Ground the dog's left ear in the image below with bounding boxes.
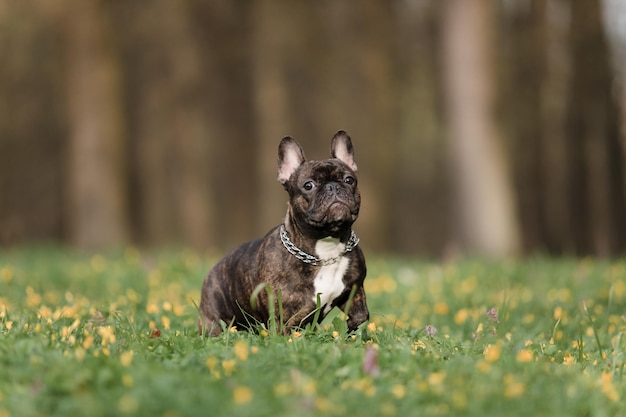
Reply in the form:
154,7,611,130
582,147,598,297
331,130,357,172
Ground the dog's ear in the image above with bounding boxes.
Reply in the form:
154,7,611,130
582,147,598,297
331,130,357,172
278,136,306,185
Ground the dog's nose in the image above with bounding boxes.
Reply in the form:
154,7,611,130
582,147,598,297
325,182,340,193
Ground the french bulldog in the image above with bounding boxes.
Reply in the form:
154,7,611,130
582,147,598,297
198,130,368,336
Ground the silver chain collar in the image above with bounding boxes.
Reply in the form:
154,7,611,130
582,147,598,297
279,224,359,266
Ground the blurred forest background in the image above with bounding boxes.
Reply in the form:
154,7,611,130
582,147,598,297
1,0,626,258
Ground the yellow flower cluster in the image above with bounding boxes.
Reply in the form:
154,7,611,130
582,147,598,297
205,340,258,380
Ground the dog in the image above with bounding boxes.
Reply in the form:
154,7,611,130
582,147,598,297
198,131,368,335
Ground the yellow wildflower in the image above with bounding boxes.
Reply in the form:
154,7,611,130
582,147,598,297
122,374,134,388
316,398,334,413
233,386,253,404
484,344,501,363
75,347,86,362
476,360,491,373
97,326,116,346
452,390,468,409
504,375,525,398
302,380,317,396
161,316,170,330
454,309,470,325
0,266,13,283
599,372,620,402
120,350,134,367
117,394,139,414
83,335,94,349
234,341,249,361
428,372,446,386
25,287,42,308
413,340,426,350
391,384,406,399
274,382,292,396
553,306,563,320
205,356,221,378
205,356,218,371
433,302,449,315
516,349,534,363
361,380,377,397
173,304,185,316
222,359,236,376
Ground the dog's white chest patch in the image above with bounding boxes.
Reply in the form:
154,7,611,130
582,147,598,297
313,238,349,313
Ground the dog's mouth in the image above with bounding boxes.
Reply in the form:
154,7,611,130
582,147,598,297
328,201,355,219
307,201,358,233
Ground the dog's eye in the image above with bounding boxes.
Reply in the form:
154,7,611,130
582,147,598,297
303,181,315,191
344,176,355,185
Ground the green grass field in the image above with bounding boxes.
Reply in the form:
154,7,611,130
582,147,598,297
1,247,625,417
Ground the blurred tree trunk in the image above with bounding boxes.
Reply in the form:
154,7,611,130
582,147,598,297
189,1,256,249
503,0,571,255
65,0,129,249
391,1,447,256
117,1,216,250
252,0,294,233
505,0,553,253
317,1,396,252
0,4,67,245
350,2,396,252
441,0,520,257
164,1,215,251
566,0,626,255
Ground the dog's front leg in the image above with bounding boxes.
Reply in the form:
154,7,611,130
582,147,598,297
345,286,369,331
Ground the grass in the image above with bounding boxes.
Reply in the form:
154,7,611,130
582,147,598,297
1,247,626,417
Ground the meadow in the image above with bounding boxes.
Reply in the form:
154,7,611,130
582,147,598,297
1,247,625,417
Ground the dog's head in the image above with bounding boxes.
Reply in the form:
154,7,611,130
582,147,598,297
278,131,360,238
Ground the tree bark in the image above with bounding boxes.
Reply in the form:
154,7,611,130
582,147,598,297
441,0,521,257
391,1,446,256
251,0,294,234
566,0,626,255
189,1,256,248
506,0,552,253
165,1,215,251
65,0,129,249
120,0,216,249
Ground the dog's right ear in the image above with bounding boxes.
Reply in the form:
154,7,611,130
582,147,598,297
278,137,306,185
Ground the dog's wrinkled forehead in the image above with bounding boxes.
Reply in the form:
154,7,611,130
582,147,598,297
295,160,355,183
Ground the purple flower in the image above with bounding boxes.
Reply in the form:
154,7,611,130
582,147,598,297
424,324,438,338
486,308,500,324
362,345,380,377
